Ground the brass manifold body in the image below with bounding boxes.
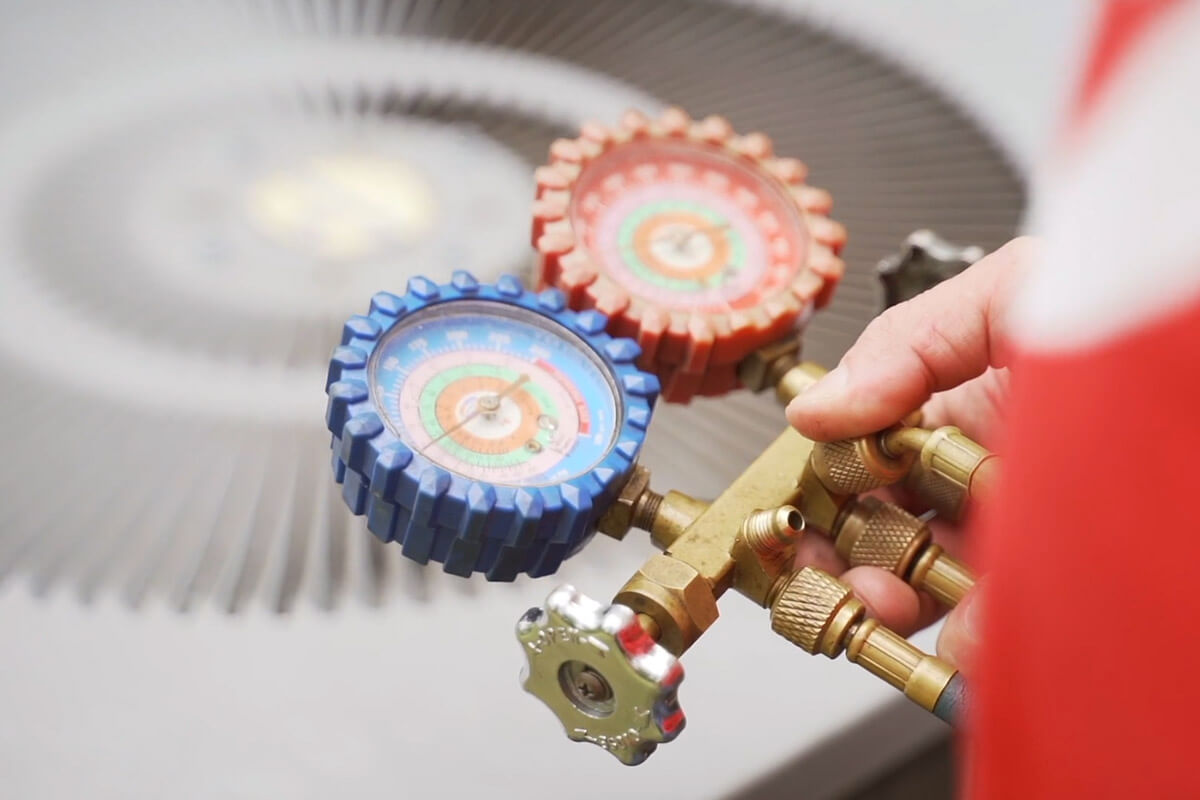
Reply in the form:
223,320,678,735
594,351,991,716
521,345,996,764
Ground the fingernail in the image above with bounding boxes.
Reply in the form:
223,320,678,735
789,364,850,412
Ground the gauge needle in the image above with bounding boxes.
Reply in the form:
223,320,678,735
420,373,530,452
670,222,731,250
617,223,732,256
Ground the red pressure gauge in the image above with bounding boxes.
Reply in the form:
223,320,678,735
534,108,845,402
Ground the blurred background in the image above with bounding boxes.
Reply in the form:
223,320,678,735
0,1,1088,797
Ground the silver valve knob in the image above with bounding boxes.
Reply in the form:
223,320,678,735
517,585,686,766
876,229,984,310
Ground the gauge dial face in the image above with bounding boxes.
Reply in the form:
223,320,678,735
569,139,808,312
369,301,621,488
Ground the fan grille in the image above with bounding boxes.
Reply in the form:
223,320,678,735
0,0,1022,612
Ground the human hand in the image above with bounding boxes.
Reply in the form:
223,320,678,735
785,236,1038,673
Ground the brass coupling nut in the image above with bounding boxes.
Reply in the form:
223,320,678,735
918,426,994,497
831,497,975,606
832,496,930,577
614,554,720,656
884,425,996,499
770,566,862,658
770,567,959,714
738,339,802,393
810,434,916,495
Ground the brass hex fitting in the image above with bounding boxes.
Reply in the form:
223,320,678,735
738,339,801,393
770,567,959,716
596,465,654,540
737,341,830,405
775,361,828,405
732,506,806,607
833,496,930,576
810,435,916,495
649,491,710,550
910,544,974,607
614,554,720,656
595,466,708,548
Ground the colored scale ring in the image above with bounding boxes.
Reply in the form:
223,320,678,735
534,107,847,403
324,271,659,580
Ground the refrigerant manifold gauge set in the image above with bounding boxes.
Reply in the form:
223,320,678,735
325,108,993,765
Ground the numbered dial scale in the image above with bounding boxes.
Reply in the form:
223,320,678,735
325,272,659,581
534,108,847,402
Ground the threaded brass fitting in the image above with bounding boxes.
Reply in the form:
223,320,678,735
742,506,805,565
883,425,996,500
770,567,959,716
595,465,708,550
904,462,967,523
810,435,915,495
774,361,828,405
830,497,975,607
834,496,930,576
770,566,861,657
910,544,974,607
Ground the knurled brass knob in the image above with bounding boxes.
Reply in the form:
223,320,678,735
831,497,975,607
770,566,864,657
904,462,967,522
769,567,963,721
834,496,930,576
810,435,915,495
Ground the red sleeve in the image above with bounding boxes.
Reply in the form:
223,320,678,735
967,298,1200,798
966,2,1200,795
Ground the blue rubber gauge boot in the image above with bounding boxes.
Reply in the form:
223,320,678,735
325,272,659,580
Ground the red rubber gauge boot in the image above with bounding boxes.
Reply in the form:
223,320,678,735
534,107,846,403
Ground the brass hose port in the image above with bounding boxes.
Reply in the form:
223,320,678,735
882,425,997,500
829,496,975,607
769,567,964,723
742,506,805,563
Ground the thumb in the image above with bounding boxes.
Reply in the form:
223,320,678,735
936,583,985,675
786,236,1034,441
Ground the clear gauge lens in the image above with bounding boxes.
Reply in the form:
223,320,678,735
569,139,808,312
369,301,621,488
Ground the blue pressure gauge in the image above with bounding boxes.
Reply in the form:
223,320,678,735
325,272,659,581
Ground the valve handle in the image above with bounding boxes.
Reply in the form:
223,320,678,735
517,585,685,766
875,229,983,310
